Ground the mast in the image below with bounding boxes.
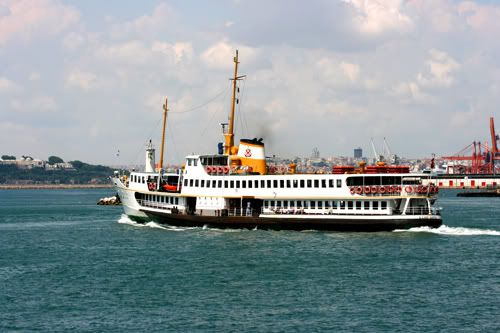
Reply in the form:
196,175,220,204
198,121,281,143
224,50,245,155
159,97,168,170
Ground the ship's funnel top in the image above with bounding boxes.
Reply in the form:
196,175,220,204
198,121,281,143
236,138,266,174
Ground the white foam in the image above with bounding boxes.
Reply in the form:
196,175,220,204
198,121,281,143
117,214,195,231
117,214,144,227
144,221,168,230
395,225,500,236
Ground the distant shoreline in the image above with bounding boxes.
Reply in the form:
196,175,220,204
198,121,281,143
0,184,113,190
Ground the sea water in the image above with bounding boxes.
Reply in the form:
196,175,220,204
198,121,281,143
0,189,498,332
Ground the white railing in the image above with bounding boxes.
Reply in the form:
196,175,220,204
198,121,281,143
261,208,393,216
228,208,254,217
404,207,441,216
137,199,173,210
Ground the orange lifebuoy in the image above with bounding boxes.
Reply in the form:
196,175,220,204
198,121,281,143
379,186,386,194
356,186,363,194
206,166,212,173
223,166,229,174
364,186,371,194
387,186,393,194
405,186,413,193
217,166,223,173
371,186,378,194
350,187,355,194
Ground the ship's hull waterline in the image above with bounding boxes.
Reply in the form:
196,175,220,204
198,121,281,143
130,210,442,232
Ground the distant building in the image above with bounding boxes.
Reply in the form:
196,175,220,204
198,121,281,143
354,147,363,159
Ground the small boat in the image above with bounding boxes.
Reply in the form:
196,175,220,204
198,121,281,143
112,51,442,231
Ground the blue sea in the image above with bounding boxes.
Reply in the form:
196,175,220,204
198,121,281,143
0,189,498,332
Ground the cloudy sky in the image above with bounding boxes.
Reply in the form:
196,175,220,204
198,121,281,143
1,0,499,165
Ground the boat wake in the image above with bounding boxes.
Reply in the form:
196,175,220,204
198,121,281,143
395,225,500,236
117,214,186,231
117,214,253,232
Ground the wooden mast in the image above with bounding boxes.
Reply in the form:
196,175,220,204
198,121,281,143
224,50,245,155
159,97,168,170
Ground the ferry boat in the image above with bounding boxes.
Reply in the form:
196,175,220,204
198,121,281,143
112,51,442,231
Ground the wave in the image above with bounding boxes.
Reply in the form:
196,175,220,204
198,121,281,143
117,214,207,232
395,225,500,236
117,214,144,227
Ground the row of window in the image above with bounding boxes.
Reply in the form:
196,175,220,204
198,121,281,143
184,178,343,189
131,175,145,184
264,200,388,210
138,193,179,205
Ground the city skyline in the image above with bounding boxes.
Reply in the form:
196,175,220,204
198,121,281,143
1,0,499,165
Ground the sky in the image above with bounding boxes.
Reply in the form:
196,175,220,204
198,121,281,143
1,0,499,165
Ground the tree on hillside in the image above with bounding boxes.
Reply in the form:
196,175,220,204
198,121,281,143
70,160,85,169
48,156,64,164
1,155,16,160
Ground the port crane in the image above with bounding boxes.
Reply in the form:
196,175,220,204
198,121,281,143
441,117,499,174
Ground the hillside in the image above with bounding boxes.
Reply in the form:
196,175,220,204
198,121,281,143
0,161,115,185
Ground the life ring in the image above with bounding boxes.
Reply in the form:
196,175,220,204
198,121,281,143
206,166,212,173
217,166,224,173
148,182,155,191
223,166,230,174
379,186,386,194
405,186,413,193
364,186,371,194
350,187,355,195
355,186,363,194
417,185,424,193
387,186,393,194
371,186,378,194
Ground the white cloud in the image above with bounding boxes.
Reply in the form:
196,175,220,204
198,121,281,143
63,31,86,50
66,70,99,91
0,77,21,93
340,62,360,82
0,0,79,45
11,95,57,112
201,40,259,70
343,0,414,35
392,81,434,104
458,1,500,32
95,40,152,65
110,3,173,38
417,49,460,88
151,41,193,65
28,72,40,81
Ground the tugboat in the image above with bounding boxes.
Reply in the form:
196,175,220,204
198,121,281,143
112,51,442,231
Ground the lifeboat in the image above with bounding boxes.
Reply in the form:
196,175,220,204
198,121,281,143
162,184,179,192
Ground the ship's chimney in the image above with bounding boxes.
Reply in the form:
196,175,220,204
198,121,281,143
235,138,266,174
145,140,156,172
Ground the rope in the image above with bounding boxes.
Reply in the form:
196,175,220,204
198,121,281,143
170,84,230,114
